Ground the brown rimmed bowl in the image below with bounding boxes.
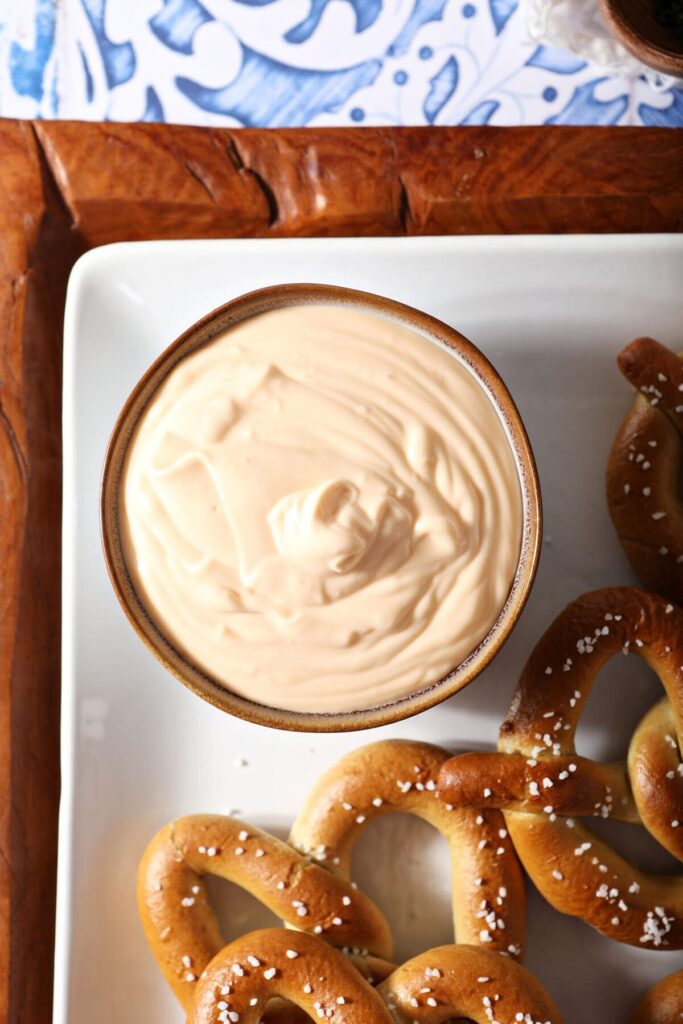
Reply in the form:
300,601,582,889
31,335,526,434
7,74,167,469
101,283,542,732
599,0,683,75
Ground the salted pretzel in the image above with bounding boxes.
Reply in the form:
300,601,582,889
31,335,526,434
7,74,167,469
289,739,527,959
630,969,683,1024
189,929,563,1024
187,928,394,1024
438,587,683,949
138,814,392,1009
607,337,683,605
378,943,562,1024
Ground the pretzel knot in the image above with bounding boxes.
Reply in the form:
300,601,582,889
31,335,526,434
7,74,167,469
289,740,526,960
188,929,563,1024
438,587,683,949
137,815,392,1011
607,337,683,605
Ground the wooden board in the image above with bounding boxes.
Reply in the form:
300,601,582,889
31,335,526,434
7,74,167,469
0,118,682,1022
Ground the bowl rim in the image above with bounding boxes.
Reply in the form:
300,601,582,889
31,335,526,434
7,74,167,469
101,282,543,732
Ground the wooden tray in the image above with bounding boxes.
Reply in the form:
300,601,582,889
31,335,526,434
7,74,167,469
1,119,682,1022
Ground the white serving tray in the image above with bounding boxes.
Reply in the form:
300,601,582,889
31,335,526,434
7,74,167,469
57,236,683,1024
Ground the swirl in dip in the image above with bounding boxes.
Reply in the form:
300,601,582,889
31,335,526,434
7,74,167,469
120,304,523,713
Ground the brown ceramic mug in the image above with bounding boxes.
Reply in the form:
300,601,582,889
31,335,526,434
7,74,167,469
101,283,542,732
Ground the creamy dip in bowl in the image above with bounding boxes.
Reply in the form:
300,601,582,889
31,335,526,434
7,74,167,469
102,285,541,730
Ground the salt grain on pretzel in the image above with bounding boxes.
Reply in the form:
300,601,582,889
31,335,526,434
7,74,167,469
629,969,683,1024
439,587,683,949
289,740,526,959
607,337,683,604
138,815,392,1008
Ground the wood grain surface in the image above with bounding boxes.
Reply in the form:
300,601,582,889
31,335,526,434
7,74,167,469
0,118,681,1022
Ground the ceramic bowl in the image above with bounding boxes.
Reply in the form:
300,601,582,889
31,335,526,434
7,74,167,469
101,283,542,731
600,0,683,75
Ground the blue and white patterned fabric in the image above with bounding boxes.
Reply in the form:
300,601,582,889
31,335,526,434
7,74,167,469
0,0,681,127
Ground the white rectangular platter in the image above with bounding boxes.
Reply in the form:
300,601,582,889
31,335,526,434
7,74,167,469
57,235,683,1024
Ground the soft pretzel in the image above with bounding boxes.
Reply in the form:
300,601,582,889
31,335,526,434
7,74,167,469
189,929,563,1024
188,929,395,1024
289,739,526,959
630,969,683,1024
379,944,563,1024
138,815,392,1009
438,587,683,948
607,337,683,605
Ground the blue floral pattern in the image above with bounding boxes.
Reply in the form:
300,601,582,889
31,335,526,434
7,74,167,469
0,0,680,126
